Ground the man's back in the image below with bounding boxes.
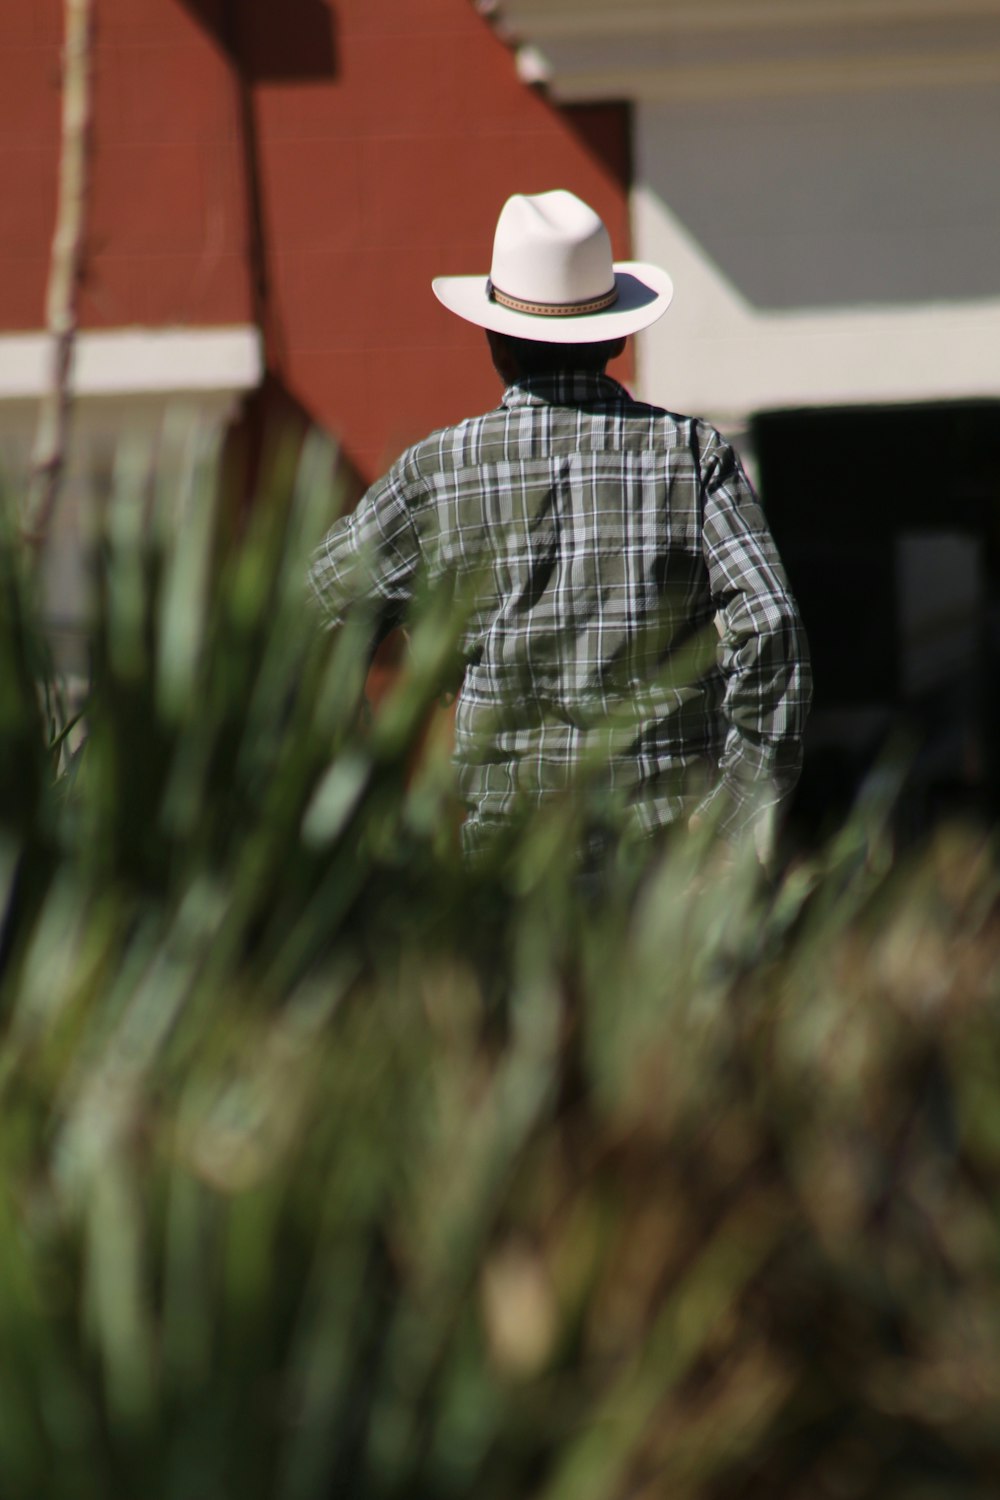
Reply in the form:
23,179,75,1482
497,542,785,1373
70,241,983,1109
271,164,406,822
309,371,810,848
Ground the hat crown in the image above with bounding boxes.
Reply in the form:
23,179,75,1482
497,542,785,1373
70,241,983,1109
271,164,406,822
490,190,615,308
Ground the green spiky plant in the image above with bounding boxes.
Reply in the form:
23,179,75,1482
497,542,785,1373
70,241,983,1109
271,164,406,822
0,422,999,1500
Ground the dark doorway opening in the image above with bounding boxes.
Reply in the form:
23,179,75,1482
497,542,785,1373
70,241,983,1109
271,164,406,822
752,401,1000,842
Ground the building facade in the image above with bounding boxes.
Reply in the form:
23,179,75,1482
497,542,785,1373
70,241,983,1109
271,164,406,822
1,0,631,486
4,0,999,827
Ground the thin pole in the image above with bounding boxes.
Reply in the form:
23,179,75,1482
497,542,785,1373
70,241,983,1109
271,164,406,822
25,0,95,546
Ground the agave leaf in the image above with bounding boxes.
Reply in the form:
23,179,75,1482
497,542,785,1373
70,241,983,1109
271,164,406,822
82,1163,157,1429
155,419,222,726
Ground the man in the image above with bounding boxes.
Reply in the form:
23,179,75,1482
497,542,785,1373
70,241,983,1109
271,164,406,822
309,190,811,857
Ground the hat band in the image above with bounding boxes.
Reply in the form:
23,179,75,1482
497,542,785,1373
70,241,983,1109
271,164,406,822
487,277,619,318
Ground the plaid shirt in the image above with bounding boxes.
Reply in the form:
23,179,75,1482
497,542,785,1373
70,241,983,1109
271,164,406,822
309,372,811,845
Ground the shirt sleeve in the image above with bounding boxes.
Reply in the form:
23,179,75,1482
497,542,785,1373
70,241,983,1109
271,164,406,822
695,430,812,841
307,456,423,637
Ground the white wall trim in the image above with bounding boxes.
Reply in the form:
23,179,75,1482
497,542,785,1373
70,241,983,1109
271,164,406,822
632,185,1000,425
526,49,1000,104
487,0,1000,101
0,326,264,401
491,0,1000,44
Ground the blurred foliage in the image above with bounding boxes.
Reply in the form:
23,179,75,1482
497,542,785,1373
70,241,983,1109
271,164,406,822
0,422,999,1500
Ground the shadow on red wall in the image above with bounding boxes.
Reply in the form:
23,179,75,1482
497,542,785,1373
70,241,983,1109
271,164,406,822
177,0,338,81
223,371,364,526
555,101,633,205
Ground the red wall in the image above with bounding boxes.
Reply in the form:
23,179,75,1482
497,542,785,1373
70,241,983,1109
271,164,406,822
1,0,631,484
0,0,253,331
86,0,253,328
0,0,63,330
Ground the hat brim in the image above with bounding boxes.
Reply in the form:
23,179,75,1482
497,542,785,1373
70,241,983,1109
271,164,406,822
431,262,674,343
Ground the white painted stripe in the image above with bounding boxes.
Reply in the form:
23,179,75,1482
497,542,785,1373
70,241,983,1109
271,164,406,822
0,327,263,400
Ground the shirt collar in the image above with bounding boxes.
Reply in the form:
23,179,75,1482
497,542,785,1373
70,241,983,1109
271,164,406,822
500,371,634,411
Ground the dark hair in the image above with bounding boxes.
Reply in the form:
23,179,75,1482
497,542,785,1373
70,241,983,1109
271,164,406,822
500,334,625,377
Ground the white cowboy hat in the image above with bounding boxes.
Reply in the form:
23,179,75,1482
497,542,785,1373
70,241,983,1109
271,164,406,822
432,189,673,343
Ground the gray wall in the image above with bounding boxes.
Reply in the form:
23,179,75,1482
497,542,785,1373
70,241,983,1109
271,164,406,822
643,83,1000,312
